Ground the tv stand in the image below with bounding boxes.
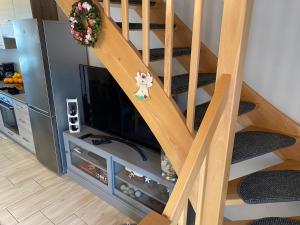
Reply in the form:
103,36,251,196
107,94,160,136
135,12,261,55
79,133,148,161
63,126,175,222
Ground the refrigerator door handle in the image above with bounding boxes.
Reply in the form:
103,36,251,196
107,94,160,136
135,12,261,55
28,105,50,115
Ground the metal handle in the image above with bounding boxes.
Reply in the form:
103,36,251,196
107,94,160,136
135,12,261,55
0,101,14,110
23,137,29,142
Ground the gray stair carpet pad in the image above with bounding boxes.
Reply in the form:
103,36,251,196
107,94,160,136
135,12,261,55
239,170,300,204
251,217,300,225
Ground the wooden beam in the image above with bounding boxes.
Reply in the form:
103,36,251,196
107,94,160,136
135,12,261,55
142,0,150,66
163,74,231,223
200,1,253,225
163,0,174,97
186,0,204,133
121,0,129,40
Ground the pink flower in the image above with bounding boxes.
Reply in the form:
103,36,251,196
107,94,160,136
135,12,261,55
77,2,82,11
85,33,92,41
82,2,92,11
87,27,92,35
88,19,96,27
70,29,75,35
85,38,89,44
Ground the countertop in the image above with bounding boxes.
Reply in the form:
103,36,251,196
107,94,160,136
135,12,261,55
0,81,27,104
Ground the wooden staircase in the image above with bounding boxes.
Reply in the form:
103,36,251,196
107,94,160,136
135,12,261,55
55,0,300,224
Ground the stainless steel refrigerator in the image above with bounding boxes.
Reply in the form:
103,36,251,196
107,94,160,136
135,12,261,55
13,19,87,173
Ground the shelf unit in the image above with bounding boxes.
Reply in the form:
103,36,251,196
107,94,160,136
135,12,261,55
64,126,175,221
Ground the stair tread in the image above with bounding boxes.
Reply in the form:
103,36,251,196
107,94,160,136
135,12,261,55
250,218,300,225
224,217,300,225
239,170,300,204
193,101,256,129
227,160,300,206
158,73,216,95
139,47,191,61
232,131,296,164
116,22,168,30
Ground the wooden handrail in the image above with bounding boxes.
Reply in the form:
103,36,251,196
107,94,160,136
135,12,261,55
186,0,204,133
163,0,174,97
163,74,231,223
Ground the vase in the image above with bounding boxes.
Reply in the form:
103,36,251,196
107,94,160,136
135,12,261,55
161,150,177,182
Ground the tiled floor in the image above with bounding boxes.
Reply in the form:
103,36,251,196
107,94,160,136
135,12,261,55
0,136,134,225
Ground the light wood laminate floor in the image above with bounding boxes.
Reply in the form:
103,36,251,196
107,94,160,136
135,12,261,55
0,135,134,225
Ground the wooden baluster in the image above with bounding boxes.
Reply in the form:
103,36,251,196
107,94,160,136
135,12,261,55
142,0,150,66
121,0,129,40
186,0,204,133
103,0,110,17
200,1,253,225
178,201,188,225
194,156,207,225
163,0,174,97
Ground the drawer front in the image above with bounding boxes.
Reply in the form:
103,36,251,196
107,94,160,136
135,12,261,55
16,114,31,127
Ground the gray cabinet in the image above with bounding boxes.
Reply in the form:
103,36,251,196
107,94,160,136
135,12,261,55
0,108,4,130
14,100,35,153
64,127,175,221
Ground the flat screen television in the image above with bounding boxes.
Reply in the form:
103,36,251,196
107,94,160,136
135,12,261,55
79,64,161,152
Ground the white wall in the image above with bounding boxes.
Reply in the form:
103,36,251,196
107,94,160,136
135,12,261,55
175,0,300,124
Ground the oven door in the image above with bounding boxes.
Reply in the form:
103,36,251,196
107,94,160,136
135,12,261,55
0,101,19,135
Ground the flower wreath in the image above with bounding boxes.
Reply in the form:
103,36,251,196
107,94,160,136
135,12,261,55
69,0,101,47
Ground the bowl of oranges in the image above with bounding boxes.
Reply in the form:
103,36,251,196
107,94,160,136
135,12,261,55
3,72,23,84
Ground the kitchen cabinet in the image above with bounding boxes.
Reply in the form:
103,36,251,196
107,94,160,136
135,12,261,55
0,0,15,22
14,100,35,153
0,107,4,130
12,0,32,19
0,0,57,49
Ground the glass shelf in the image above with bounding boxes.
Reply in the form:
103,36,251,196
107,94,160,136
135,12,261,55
70,146,108,185
113,162,170,213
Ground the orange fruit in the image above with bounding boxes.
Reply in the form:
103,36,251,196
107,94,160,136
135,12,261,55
13,78,19,83
7,78,14,84
18,78,23,84
3,78,9,83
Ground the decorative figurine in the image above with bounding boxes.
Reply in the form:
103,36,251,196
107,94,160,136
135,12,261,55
135,72,153,100
134,190,142,198
145,177,151,183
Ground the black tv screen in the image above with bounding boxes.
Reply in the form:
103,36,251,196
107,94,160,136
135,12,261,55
80,65,161,151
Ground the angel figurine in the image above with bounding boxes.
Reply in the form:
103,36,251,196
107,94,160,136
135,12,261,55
135,72,153,100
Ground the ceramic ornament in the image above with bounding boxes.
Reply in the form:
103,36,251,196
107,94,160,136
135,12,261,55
145,177,151,183
135,72,153,100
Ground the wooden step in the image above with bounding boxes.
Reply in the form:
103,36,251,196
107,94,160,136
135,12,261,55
116,22,169,30
158,73,216,95
193,101,256,129
139,47,191,61
226,160,300,206
232,129,296,164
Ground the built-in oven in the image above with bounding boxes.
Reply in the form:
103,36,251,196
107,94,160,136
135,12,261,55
0,94,19,135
